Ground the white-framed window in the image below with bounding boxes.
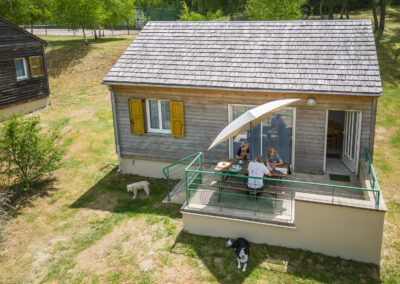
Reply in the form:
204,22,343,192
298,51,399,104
14,58,28,80
146,99,171,134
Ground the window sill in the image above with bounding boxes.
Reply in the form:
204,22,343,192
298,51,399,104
16,77,29,81
142,132,172,137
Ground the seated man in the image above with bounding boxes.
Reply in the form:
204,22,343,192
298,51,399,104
247,155,271,196
236,142,250,160
266,147,283,171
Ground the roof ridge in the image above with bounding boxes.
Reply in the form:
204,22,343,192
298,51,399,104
147,19,371,23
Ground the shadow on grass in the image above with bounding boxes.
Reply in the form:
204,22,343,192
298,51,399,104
9,178,58,213
70,166,180,219
45,37,127,78
171,230,381,283
70,167,380,283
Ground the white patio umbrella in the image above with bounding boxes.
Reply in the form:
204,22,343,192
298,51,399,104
207,99,301,155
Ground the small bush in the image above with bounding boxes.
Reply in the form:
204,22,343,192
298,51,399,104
0,114,65,189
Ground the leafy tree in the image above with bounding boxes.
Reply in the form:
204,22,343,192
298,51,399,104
246,0,306,20
0,0,52,30
54,0,104,45
179,2,206,20
103,0,135,34
179,1,226,20
0,115,64,188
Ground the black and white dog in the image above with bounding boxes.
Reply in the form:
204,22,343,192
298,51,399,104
226,237,250,272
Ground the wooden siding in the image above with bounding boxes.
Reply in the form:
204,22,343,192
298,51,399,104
112,85,376,174
0,19,43,47
0,46,49,107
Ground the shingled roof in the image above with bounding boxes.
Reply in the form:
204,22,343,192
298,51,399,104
103,20,382,96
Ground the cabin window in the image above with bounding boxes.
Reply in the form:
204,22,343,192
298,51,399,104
29,56,44,77
15,58,28,80
146,99,171,134
228,104,295,166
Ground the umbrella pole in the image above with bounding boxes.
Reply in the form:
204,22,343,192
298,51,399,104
249,122,252,161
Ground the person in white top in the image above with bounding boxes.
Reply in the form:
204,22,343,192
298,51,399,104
247,156,271,195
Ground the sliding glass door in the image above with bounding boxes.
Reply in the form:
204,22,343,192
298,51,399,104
229,105,295,165
342,111,361,174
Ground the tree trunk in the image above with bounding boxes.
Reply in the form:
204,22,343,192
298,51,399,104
345,0,349,19
45,25,47,35
102,29,105,37
328,3,334,19
371,0,379,31
126,21,130,35
320,0,324,20
98,29,101,39
111,27,114,36
82,27,88,46
30,24,33,34
379,0,386,33
340,0,345,19
93,28,98,40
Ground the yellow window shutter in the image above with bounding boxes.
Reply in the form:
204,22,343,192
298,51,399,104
28,56,43,77
169,101,184,138
129,99,145,134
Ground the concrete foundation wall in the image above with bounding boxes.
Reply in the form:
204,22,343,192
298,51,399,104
121,156,172,178
182,200,385,265
0,96,48,117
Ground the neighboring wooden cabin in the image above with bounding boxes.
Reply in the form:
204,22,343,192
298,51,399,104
0,17,50,116
103,20,382,178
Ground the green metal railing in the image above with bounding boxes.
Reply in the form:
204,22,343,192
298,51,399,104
184,151,381,215
162,152,202,201
365,147,381,205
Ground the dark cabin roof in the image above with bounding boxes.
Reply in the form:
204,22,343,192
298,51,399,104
103,20,382,96
0,17,48,48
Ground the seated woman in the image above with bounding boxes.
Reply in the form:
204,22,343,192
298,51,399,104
235,142,250,160
247,155,271,196
266,147,283,171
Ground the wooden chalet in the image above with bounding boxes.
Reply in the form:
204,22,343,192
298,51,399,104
0,16,49,116
103,21,386,265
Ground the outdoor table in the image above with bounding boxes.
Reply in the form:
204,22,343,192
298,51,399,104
214,158,288,197
215,158,288,178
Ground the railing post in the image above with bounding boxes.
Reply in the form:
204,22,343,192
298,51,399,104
376,191,380,207
167,167,171,201
254,188,257,215
185,169,189,205
218,174,222,211
290,188,294,219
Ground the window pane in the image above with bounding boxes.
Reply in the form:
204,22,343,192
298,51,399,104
15,59,26,78
149,100,159,129
262,108,293,164
232,105,261,159
351,113,357,159
161,101,171,129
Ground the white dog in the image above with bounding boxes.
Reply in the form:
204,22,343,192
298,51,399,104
127,181,150,199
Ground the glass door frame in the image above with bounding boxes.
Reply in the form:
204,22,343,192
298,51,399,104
228,104,296,170
323,109,362,175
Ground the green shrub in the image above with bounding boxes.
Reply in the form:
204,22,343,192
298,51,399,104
179,2,206,21
0,114,65,188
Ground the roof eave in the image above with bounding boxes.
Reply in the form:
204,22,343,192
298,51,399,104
102,80,383,97
0,16,49,46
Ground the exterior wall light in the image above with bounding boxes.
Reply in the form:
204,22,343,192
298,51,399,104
307,97,317,106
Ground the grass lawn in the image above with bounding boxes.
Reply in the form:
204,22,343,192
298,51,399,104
0,7,400,283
